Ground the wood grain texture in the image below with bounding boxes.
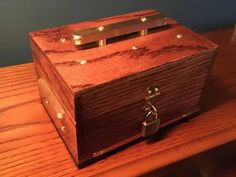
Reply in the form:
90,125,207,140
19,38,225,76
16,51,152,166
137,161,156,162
0,27,235,176
82,53,214,119
30,10,217,95
79,53,215,160
30,10,217,164
138,141,236,177
31,40,75,121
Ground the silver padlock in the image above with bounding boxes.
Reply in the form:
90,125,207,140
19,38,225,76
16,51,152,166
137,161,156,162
142,109,160,137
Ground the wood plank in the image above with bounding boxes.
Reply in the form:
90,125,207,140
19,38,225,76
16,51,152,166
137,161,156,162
0,27,235,176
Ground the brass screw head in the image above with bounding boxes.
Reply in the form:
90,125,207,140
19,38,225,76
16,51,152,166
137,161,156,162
79,59,87,65
176,34,182,39
98,26,105,32
45,99,49,104
60,37,66,42
61,126,65,132
140,17,147,22
57,112,64,120
132,46,138,50
154,87,159,93
148,90,152,95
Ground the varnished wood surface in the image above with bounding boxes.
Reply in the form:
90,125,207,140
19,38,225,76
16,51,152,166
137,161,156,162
31,10,218,164
0,27,236,176
80,53,214,161
139,141,236,177
30,10,217,94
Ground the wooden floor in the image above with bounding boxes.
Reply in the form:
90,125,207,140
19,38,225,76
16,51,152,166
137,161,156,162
0,27,236,177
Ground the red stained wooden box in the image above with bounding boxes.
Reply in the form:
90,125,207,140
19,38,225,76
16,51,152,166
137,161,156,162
29,10,217,167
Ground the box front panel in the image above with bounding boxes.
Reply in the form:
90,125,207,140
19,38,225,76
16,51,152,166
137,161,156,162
78,51,216,162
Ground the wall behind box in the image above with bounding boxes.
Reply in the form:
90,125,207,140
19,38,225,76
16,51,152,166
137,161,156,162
0,0,235,67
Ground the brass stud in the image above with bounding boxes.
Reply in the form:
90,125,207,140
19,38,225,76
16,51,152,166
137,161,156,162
61,126,65,132
140,17,147,22
92,152,97,157
60,37,66,42
79,59,87,65
98,26,105,32
154,87,159,93
45,99,49,104
176,34,182,39
148,90,152,95
57,112,64,120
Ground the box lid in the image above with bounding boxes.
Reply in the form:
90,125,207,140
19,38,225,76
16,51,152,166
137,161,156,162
29,10,217,96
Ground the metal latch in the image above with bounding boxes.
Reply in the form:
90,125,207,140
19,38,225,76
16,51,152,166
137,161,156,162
142,86,160,137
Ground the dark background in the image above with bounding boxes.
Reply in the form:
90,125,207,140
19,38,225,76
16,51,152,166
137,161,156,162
0,0,235,67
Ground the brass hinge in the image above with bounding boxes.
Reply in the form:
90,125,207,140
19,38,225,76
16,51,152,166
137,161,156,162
37,78,65,120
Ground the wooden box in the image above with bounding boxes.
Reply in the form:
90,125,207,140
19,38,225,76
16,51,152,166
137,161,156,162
29,10,217,167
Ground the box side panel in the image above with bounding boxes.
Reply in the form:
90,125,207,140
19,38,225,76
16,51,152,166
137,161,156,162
78,50,217,162
39,92,79,165
30,39,75,120
31,40,79,164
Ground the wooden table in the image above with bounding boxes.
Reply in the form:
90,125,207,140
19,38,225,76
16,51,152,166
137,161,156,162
0,27,236,177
